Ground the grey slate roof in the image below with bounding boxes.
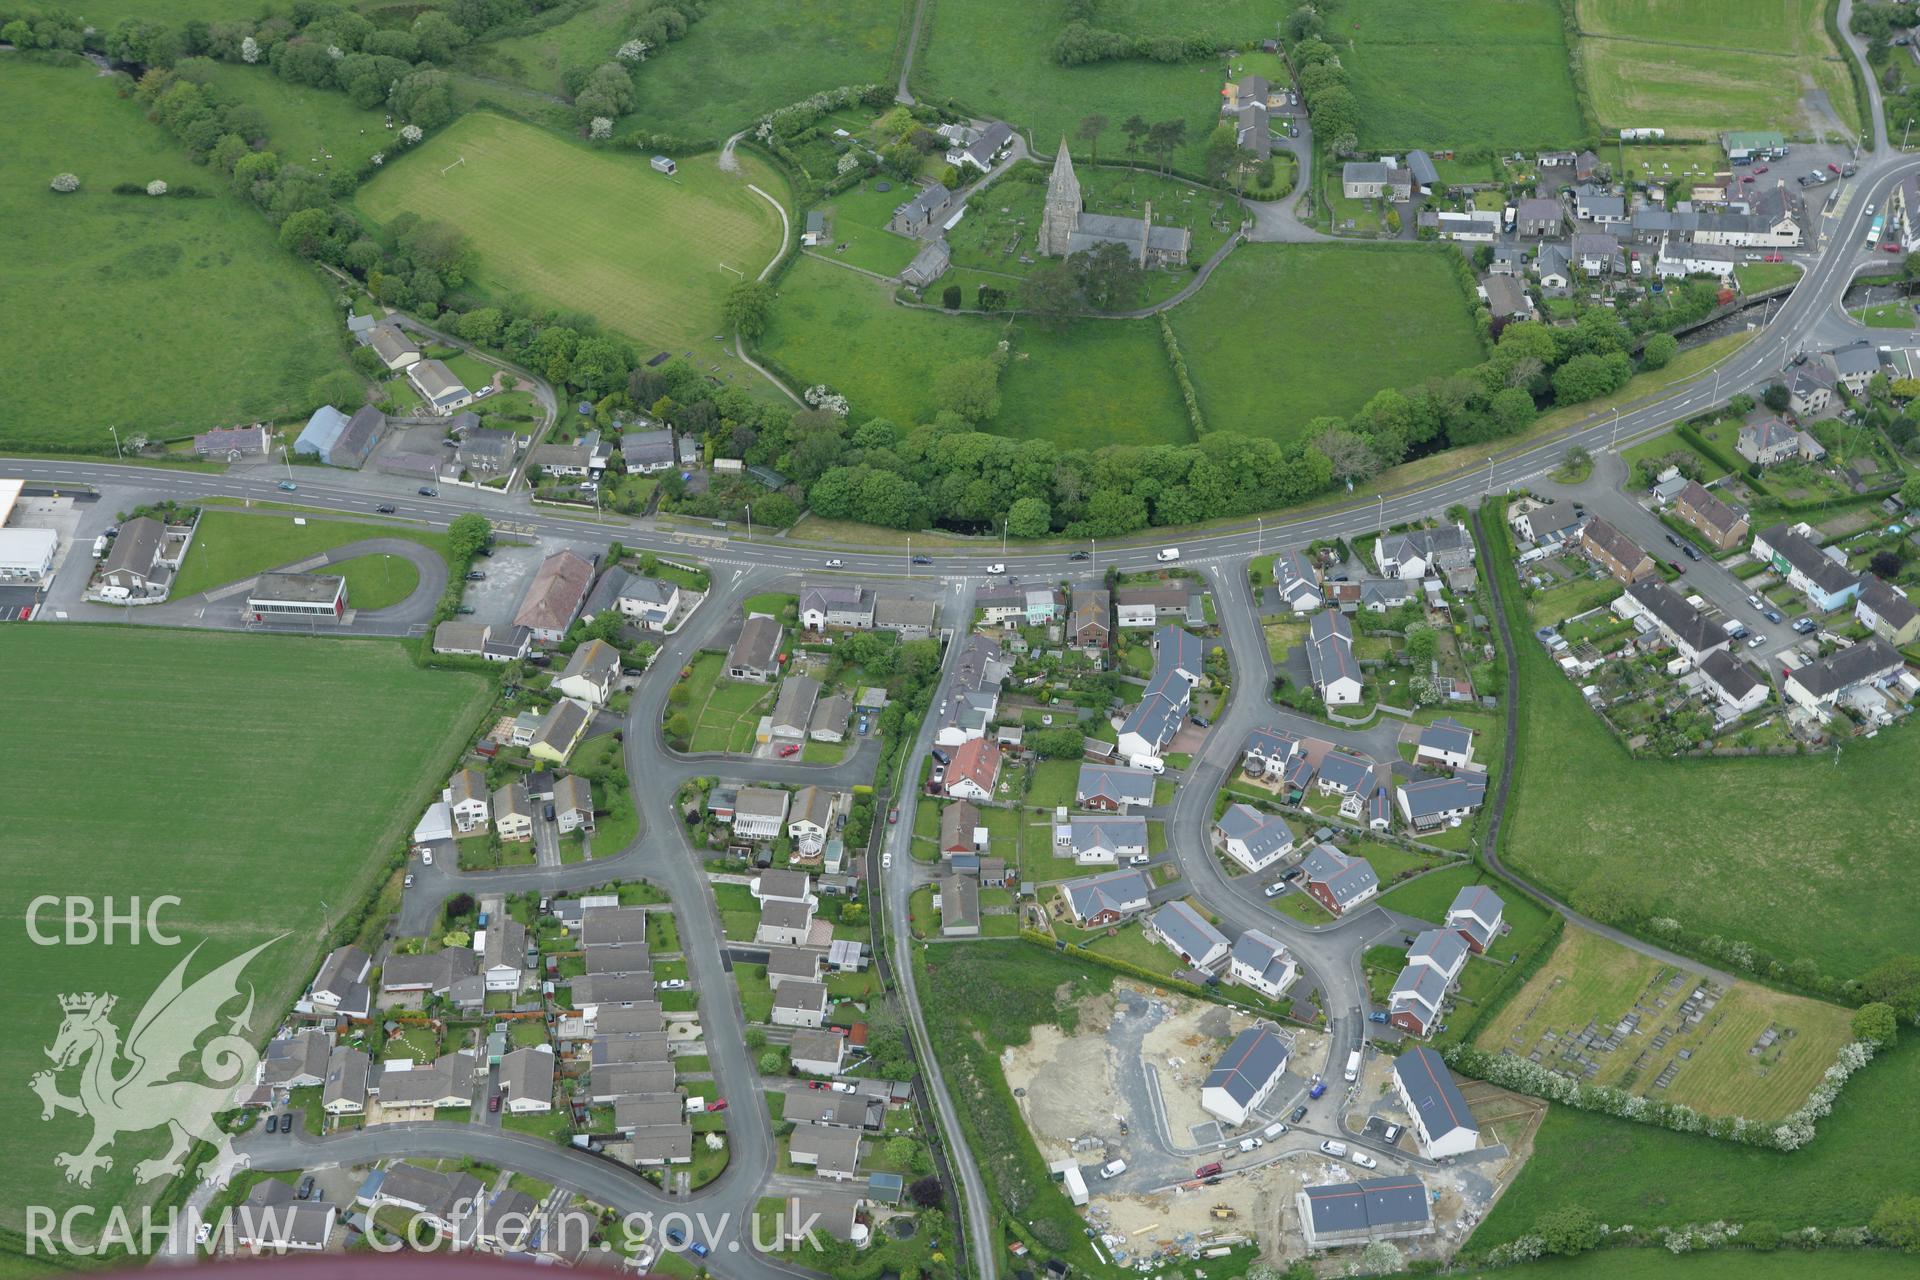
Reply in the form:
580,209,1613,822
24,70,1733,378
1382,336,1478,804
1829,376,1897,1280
1150,900,1228,963
1299,843,1378,909
1859,575,1920,631
1064,867,1153,920
1306,609,1358,691
1760,523,1858,597
1302,1177,1432,1235
1395,1046,1477,1140
1789,638,1904,698
1397,773,1487,821
1417,718,1474,759
1699,649,1763,703
1076,763,1156,808
1202,1024,1289,1106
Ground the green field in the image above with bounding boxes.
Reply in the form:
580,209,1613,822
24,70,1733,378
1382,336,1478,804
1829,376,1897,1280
469,0,907,142
1332,0,1585,149
1574,0,1860,139
1171,245,1486,444
0,62,353,448
356,112,786,368
194,63,392,176
0,627,489,1236
1735,262,1805,295
680,651,776,754
1478,926,1855,1122
329,553,423,611
1492,515,1920,981
171,512,448,600
1473,1038,1920,1248
1455,1251,1919,1280
1852,302,1916,329
915,0,1273,174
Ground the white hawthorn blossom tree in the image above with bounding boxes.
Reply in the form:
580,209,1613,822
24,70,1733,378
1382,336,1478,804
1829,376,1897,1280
589,116,613,140
50,173,80,193
400,124,423,145
240,35,259,63
146,179,168,196
615,39,651,63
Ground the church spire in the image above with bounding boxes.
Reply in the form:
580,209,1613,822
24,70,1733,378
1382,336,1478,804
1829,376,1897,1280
1038,134,1082,258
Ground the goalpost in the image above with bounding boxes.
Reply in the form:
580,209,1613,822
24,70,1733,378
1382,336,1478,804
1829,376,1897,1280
440,156,467,177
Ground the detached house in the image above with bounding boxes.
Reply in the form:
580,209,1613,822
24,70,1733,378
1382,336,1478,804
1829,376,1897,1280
1413,719,1475,771
492,782,533,842
1445,884,1505,954
1306,610,1363,706
943,737,1002,802
1299,844,1379,916
1737,416,1818,467
528,698,593,764
448,768,490,832
1786,358,1838,418
1394,1047,1479,1158
553,638,621,706
515,550,595,645
1273,550,1324,612
1200,1024,1290,1125
1075,763,1156,812
1062,867,1153,926
1213,803,1296,873
727,614,784,682
1228,929,1299,998
1148,900,1230,971
1342,161,1412,201
1117,626,1205,760
1395,774,1486,833
1376,525,1473,579
1056,814,1147,865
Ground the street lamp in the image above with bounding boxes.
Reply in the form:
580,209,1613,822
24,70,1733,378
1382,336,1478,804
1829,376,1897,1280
907,535,912,579
108,425,122,460
1091,537,1097,574
745,503,752,543
1256,515,1263,557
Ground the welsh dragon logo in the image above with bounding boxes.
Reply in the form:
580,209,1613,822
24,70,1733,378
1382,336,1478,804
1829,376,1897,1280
30,938,281,1189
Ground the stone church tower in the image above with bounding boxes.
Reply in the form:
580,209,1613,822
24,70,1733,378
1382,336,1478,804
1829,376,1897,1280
1037,136,1081,258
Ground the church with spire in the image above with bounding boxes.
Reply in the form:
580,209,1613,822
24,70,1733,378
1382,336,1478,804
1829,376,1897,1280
1035,137,1191,268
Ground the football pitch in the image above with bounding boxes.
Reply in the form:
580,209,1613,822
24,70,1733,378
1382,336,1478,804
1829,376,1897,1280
0,627,489,1239
356,112,788,369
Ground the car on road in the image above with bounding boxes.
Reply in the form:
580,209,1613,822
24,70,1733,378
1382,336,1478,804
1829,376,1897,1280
1748,633,1768,649
1263,881,1287,897
466,571,486,581
1828,162,1842,174
825,559,842,568
881,851,893,868
277,481,297,492
1867,203,1877,216
912,555,933,565
807,1081,829,1090
777,743,800,758
1194,1162,1224,1179
418,486,438,496
1351,1151,1378,1170
1290,1104,1309,1123
1682,544,1701,561
279,1114,293,1136
830,1081,856,1094
1157,547,1181,562
455,605,476,615
1755,165,1769,174
888,807,899,824
376,504,396,514
689,1242,710,1259
1763,607,1783,624
404,873,415,888
1747,592,1766,610
420,849,433,865
986,562,1005,574
1319,1140,1348,1158
488,1094,501,1113
1068,550,1090,561
1664,533,1681,548
195,1222,213,1246
1793,616,1818,634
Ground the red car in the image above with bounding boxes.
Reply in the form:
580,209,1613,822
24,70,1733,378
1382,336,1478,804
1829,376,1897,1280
888,807,899,824
1741,174,1754,183
808,1081,829,1090
1828,162,1842,174
488,1094,501,1113
1763,253,1784,263
708,1098,728,1112
1885,241,1904,253
1194,1162,1223,1179
776,743,800,758
1755,165,1769,174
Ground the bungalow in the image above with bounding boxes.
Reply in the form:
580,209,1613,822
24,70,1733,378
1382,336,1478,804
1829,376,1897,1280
1228,928,1299,998
939,799,986,855
789,1123,865,1181
938,874,980,937
381,947,476,997
492,782,533,843
874,594,937,639
553,773,594,832
96,515,179,600
528,698,592,764
1783,639,1906,720
553,637,621,706
1395,773,1486,833
773,979,830,1028
193,423,271,460
1297,1177,1433,1251
1672,480,1748,551
515,550,595,645
1056,814,1148,865
1306,609,1364,706
1342,161,1413,201
1068,587,1112,650
1698,649,1768,714
1200,1023,1290,1125
789,1028,848,1077
1148,900,1230,971
321,1046,370,1115
1117,625,1205,760
1273,550,1324,612
377,1051,478,1110
1075,763,1157,812
448,768,490,832
1062,867,1154,926
499,1046,555,1113
728,614,785,682
1580,516,1654,583
309,944,372,1019
1855,576,1920,646
810,692,853,743
769,673,823,742
1394,1047,1479,1157
1445,884,1505,953
1213,803,1296,874
374,1164,487,1231
787,786,835,854
261,1030,331,1090
943,737,1003,802
1376,525,1473,579
1619,580,1730,665
407,358,475,415
366,322,420,371
1114,583,1201,628
1413,718,1475,771
951,120,1013,172
232,1180,337,1254
734,787,793,841
778,1192,868,1249
1299,843,1379,916
1752,522,1860,611
1484,275,1534,321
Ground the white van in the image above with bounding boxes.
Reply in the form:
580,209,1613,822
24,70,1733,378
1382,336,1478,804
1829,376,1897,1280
1344,1049,1362,1082
1238,1136,1263,1153
1319,1140,1348,1158
1129,753,1165,775
1157,547,1181,562
1262,1121,1288,1140
1099,1159,1128,1179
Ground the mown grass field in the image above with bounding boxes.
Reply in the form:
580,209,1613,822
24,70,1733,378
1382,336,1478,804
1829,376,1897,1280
329,553,423,611
1332,0,1585,149
1454,1250,1918,1280
1472,1037,1920,1247
759,256,1190,445
680,651,775,754
1573,0,1859,138
914,0,1266,175
1492,515,1920,980
356,112,786,367
1171,244,1486,445
172,512,449,599
1477,926,1854,1122
0,62,352,448
0,627,489,1237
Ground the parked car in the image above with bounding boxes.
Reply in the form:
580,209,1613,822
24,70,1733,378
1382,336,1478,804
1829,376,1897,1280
1128,853,1150,866
1100,1159,1128,1179
830,1081,856,1094
1664,533,1681,548
1351,1151,1378,1170
1682,544,1701,561
807,1081,829,1091
1191,714,1210,727
279,1114,293,1136
1747,593,1767,610
777,743,801,758
888,808,899,824
455,605,476,615
1367,1011,1388,1024
689,1242,710,1259
1763,607,1784,624
1748,633,1768,649
659,979,687,990
1308,1077,1327,1099
195,1223,213,1246
708,1098,727,1112
1238,1136,1263,1152
544,803,556,821
277,481,298,492
1194,1162,1224,1179
881,851,892,868
1755,165,1769,174
1764,253,1784,263
420,849,433,865
1828,162,1842,174
1793,616,1818,634
418,486,438,496
1263,881,1287,898
376,504,396,514
1290,1105,1309,1123
1319,1140,1348,1158
466,571,486,581
1282,867,1305,881
404,873,415,888
488,1094,501,1113
264,1114,279,1133
1381,1123,1404,1145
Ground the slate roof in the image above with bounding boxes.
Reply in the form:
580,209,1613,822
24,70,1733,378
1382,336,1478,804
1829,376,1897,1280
1397,773,1487,821
1076,763,1156,808
1417,718,1474,759
1623,580,1723,655
1216,803,1294,860
515,551,595,633
730,614,784,672
1231,929,1295,987
1760,523,1858,596
1301,1178,1432,1235
1150,900,1229,963
1395,1046,1477,1140
1699,649,1763,704
1306,609,1358,691
1120,626,1203,750
1299,843,1378,909
1789,638,1904,698
1447,885,1505,949
1064,867,1153,920
1859,575,1920,632
1202,1024,1289,1106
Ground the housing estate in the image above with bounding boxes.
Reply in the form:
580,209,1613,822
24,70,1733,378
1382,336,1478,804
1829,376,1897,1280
1116,626,1205,759
1200,1024,1290,1125
1213,803,1295,873
1297,1178,1433,1251
1305,609,1363,706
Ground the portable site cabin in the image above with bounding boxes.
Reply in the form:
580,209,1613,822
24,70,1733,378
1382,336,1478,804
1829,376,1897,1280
651,155,677,175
